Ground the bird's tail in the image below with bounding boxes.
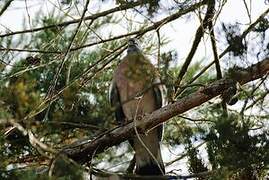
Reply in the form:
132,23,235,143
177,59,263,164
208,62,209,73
133,129,165,175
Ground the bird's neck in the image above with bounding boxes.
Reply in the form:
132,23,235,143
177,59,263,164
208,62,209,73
127,45,141,54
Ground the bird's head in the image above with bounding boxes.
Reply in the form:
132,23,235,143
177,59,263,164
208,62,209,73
127,38,141,54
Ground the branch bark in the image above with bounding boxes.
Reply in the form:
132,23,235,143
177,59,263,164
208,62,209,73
64,57,269,163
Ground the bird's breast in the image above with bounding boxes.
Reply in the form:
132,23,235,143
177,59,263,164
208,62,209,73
115,59,158,121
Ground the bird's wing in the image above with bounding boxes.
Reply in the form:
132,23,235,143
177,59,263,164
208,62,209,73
109,79,134,147
109,79,125,125
153,77,167,108
153,77,167,141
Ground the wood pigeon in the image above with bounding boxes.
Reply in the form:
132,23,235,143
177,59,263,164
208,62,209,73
109,38,166,175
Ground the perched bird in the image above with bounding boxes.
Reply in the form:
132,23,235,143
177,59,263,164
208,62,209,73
109,38,166,175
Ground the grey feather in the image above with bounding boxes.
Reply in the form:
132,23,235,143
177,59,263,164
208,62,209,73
109,80,125,125
153,78,167,141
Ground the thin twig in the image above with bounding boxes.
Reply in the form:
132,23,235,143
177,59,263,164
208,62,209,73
46,0,90,98
133,95,164,175
24,0,32,29
165,141,206,167
71,0,207,52
23,44,126,121
0,1,206,55
0,47,61,54
181,7,269,91
208,15,228,115
243,0,252,24
0,1,151,38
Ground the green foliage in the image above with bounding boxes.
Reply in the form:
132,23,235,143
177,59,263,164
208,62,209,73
164,117,194,145
221,23,247,57
1,170,49,180
186,145,208,176
50,156,84,180
205,113,269,179
0,9,120,179
116,0,161,16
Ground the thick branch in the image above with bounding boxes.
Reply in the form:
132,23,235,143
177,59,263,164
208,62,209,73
229,58,269,84
64,57,269,163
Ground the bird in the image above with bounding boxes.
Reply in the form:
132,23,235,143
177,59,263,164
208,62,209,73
109,38,166,175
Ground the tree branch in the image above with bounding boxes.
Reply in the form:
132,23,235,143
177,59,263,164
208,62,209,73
174,0,215,93
46,0,90,98
0,0,14,16
70,0,207,51
0,1,207,54
64,57,269,163
0,0,149,38
188,7,269,85
208,14,228,115
0,47,61,54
